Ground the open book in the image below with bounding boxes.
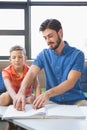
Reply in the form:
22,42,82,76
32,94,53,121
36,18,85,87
2,103,86,119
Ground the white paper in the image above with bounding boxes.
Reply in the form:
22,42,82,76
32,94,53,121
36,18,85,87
2,103,86,119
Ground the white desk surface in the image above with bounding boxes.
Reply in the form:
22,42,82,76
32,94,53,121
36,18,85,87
0,106,87,130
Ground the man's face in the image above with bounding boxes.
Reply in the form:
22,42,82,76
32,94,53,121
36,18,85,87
42,28,62,50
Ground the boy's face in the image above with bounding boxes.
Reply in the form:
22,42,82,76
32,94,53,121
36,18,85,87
9,50,27,70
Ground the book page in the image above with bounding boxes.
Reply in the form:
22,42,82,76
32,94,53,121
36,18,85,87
46,104,86,119
2,104,46,119
2,103,86,119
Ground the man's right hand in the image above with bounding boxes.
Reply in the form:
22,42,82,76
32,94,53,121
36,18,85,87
13,93,26,111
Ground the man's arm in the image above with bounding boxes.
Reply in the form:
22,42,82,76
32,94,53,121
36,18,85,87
33,70,81,109
13,65,40,111
33,76,41,98
26,76,41,104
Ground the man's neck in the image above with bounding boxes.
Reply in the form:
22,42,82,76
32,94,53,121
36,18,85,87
55,41,65,55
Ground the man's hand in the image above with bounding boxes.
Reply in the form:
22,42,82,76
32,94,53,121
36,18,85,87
13,93,26,111
33,92,49,109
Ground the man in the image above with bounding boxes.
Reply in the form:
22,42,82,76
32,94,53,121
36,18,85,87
13,19,87,110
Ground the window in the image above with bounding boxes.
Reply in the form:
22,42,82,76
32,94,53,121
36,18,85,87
0,0,27,1
31,0,87,1
0,1,29,60
31,3,87,60
0,9,24,30
0,36,24,56
0,9,24,57
0,1,87,60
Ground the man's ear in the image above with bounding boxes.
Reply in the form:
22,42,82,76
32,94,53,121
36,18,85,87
58,29,63,38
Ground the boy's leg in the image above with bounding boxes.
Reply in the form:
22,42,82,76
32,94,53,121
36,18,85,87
0,91,12,106
75,100,87,106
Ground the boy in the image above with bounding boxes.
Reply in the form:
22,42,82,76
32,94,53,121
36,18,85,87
0,45,41,130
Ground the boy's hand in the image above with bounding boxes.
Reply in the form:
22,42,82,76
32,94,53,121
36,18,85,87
13,93,26,111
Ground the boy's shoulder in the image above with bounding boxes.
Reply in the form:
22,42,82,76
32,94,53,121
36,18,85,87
24,64,30,69
2,65,12,71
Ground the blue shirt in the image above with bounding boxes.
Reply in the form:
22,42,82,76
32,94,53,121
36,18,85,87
33,41,86,104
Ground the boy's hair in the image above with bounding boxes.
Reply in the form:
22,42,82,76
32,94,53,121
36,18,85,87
39,19,62,33
10,45,26,56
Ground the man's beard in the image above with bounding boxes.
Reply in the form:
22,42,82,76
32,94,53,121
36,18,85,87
51,36,61,50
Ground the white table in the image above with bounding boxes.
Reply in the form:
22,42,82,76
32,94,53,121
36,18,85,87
0,106,87,130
